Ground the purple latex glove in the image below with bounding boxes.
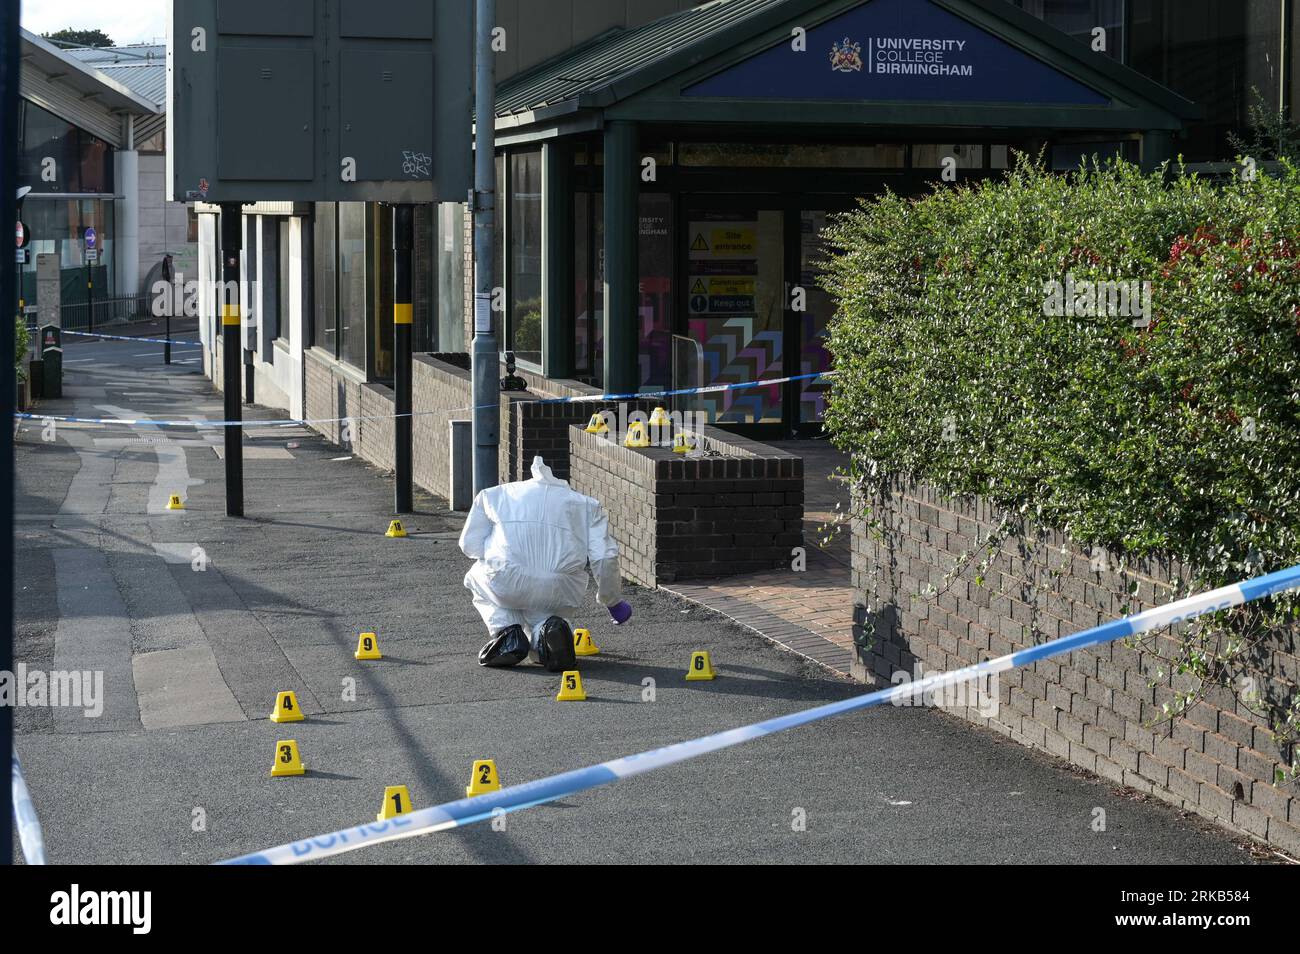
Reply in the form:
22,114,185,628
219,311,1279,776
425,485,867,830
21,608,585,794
608,600,633,625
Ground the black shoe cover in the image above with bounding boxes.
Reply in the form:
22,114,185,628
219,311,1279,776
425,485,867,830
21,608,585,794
479,625,530,668
533,616,576,672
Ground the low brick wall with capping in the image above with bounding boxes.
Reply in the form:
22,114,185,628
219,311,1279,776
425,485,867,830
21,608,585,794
851,479,1300,856
569,425,804,587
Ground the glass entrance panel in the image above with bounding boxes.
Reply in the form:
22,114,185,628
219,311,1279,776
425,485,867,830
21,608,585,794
684,208,784,424
799,210,836,424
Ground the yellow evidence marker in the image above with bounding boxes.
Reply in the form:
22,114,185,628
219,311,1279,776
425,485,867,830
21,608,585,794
573,627,599,656
270,739,306,777
377,785,413,821
556,670,587,701
269,690,304,723
466,759,501,797
672,432,695,454
385,519,408,538
166,494,184,510
623,420,650,448
355,632,382,660
686,650,717,681
583,413,608,434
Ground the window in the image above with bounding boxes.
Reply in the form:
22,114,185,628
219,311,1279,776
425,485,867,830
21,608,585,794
1013,1,1126,61
368,205,394,381
338,202,367,370
313,203,338,355
436,202,465,353
413,204,435,353
638,192,673,389
574,191,590,374
678,142,905,168
509,150,542,366
911,144,985,169
1129,0,1286,161
571,183,605,382
276,219,290,343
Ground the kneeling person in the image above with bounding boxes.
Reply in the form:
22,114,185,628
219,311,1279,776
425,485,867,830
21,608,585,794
458,456,632,671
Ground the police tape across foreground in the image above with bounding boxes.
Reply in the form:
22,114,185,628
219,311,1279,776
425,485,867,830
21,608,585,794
13,358,832,430
218,562,1300,865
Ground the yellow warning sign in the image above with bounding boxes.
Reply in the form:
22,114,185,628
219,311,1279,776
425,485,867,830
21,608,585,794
710,228,755,256
690,279,707,295
690,233,709,252
707,277,755,296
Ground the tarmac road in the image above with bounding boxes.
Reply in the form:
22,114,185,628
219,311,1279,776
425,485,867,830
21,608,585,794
9,325,1261,864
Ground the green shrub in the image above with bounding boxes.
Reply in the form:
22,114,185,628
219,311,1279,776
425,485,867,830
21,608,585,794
823,156,1300,585
14,315,28,380
821,156,1300,754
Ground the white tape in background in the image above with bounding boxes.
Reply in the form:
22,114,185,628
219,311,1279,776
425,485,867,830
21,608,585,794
218,563,1300,865
11,749,47,865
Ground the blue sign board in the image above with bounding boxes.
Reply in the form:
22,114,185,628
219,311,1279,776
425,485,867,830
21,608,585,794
84,227,97,249
684,0,1108,106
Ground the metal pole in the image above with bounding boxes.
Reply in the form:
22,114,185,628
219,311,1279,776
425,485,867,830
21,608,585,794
471,0,499,494
393,204,414,513
1,0,20,868
219,203,244,516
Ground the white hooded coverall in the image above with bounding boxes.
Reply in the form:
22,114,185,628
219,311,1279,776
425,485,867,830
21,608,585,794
459,456,622,636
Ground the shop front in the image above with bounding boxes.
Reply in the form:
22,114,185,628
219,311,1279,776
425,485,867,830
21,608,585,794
491,0,1195,437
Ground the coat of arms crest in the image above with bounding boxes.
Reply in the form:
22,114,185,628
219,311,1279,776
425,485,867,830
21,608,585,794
829,37,863,73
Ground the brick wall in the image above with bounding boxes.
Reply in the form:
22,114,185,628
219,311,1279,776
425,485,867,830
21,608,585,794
851,480,1300,856
301,349,643,503
569,425,804,587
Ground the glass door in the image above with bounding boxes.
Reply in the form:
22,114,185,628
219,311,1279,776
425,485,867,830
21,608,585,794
681,200,785,428
792,209,837,433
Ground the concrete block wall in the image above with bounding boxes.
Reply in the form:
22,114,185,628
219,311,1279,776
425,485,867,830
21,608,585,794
851,479,1300,856
569,425,804,586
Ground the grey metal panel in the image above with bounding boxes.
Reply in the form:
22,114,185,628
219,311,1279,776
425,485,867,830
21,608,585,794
339,0,433,38
339,48,433,182
170,0,471,202
218,0,314,36
217,46,315,180
434,0,474,201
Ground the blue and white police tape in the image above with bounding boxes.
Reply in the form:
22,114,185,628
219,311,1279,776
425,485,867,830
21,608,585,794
11,369,835,431
12,409,414,429
218,562,1300,865
61,328,202,347
11,749,48,865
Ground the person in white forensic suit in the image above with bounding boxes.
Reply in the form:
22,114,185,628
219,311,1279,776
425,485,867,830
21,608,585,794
459,455,633,671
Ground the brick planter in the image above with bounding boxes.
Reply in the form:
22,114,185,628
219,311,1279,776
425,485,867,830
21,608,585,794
569,424,803,586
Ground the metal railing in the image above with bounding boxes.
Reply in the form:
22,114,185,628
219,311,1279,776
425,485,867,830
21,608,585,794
59,292,154,332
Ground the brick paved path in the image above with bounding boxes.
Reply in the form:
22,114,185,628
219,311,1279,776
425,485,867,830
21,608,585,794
662,439,859,678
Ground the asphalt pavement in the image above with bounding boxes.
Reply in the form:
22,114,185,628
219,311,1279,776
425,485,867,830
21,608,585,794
9,323,1262,864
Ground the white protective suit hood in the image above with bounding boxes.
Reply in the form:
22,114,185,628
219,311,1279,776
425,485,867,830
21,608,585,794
530,456,566,485
459,456,623,634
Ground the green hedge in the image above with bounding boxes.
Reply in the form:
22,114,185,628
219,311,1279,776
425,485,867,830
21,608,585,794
821,157,1300,591
14,316,28,380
